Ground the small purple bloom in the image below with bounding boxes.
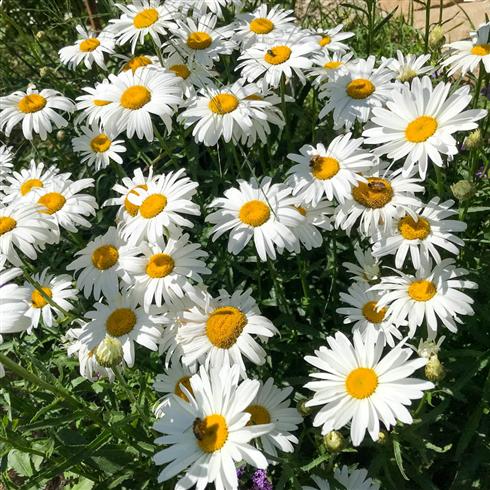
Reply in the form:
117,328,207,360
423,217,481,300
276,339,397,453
237,466,246,479
251,469,273,490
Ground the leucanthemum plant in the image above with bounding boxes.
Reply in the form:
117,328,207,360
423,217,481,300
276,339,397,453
0,0,489,488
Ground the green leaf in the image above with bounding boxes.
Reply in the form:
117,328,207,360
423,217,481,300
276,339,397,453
67,477,95,490
393,439,409,481
8,449,33,477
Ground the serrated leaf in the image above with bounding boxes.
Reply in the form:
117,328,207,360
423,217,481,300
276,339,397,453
8,449,33,477
393,439,409,480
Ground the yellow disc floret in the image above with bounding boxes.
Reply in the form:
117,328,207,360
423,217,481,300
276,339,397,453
205,306,247,349
310,156,340,180
352,178,393,209
405,116,438,143
20,179,43,196
139,193,167,219
245,404,271,425
18,94,47,113
106,308,137,337
346,79,375,99
250,18,274,34
31,287,53,309
187,32,212,50
90,134,111,153
146,253,175,278
133,8,159,29
264,46,292,65
208,93,239,114
239,200,271,227
38,192,66,214
362,301,387,324
91,245,119,270
408,280,437,302
345,367,378,399
120,85,151,110
0,216,17,235
193,414,228,453
79,38,100,52
398,216,431,240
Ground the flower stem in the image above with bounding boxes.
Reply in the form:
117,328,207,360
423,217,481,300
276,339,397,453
424,0,432,53
114,366,150,425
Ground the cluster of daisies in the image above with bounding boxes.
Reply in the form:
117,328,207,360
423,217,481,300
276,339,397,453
1,0,489,488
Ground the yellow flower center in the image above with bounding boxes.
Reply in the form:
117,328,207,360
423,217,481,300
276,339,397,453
245,404,271,425
169,64,191,80
206,306,247,349
91,245,119,270
346,78,375,99
122,55,152,73
93,99,111,107
90,133,111,153
239,200,270,227
398,216,431,240
31,287,52,309
193,414,228,453
324,61,342,69
38,192,66,214
208,93,239,115
139,193,167,219
352,177,393,209
79,38,100,52
120,85,151,110
175,376,193,402
18,94,47,113
249,18,274,34
295,205,307,216
362,301,387,324
471,44,490,56
264,45,292,65
106,308,137,337
408,280,437,302
245,94,263,101
319,35,331,47
405,116,438,143
310,155,340,180
146,253,175,278
124,184,147,217
20,178,43,196
345,367,378,399
187,32,213,50
133,8,159,29
0,216,17,235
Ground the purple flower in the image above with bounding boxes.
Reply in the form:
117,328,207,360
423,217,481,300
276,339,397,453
237,466,246,479
251,469,273,490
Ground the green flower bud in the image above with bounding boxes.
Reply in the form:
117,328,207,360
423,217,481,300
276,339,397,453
464,129,483,150
377,430,388,445
429,25,445,49
323,430,345,452
296,399,312,416
425,354,446,382
95,336,123,368
451,180,475,201
56,130,66,142
36,31,46,41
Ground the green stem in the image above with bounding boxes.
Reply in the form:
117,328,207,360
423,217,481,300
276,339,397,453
434,165,444,197
424,0,431,53
472,68,485,109
297,256,309,304
114,367,150,425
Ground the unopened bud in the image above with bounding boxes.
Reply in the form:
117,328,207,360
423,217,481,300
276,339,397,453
56,130,66,142
398,67,418,83
39,67,52,78
429,25,445,49
377,430,388,445
425,354,446,382
464,129,482,150
451,180,474,201
296,399,312,416
36,31,46,41
95,336,123,368
323,430,345,452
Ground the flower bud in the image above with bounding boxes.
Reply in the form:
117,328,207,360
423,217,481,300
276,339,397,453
451,180,475,201
56,130,66,142
35,31,46,41
429,25,445,49
398,67,418,83
377,430,388,445
39,67,53,78
323,430,345,452
95,336,123,368
296,399,312,416
464,129,483,150
425,354,446,382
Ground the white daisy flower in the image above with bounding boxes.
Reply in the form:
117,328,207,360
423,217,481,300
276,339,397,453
237,30,318,88
108,0,174,53
153,363,271,489
103,167,157,222
33,178,97,233
304,330,433,446
98,69,183,141
79,292,162,367
1,160,66,204
337,282,403,347
177,287,278,374
0,85,75,140
372,258,476,338
334,167,424,237
385,50,433,82
304,466,380,490
118,53,160,73
0,202,54,267
0,267,31,334
0,145,14,183
161,52,218,97
166,13,235,68
286,133,374,206
342,245,381,284
59,24,115,70
235,4,296,48
192,0,242,17
410,335,445,359
442,22,490,75
121,169,199,244
245,377,303,457
372,197,467,269
24,268,77,330
289,199,333,251
121,234,210,311
362,76,487,179
309,52,353,87
65,327,117,382
312,24,354,53
180,80,284,146
72,126,126,172
206,176,303,261
67,227,137,300
319,56,394,130
75,80,113,127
